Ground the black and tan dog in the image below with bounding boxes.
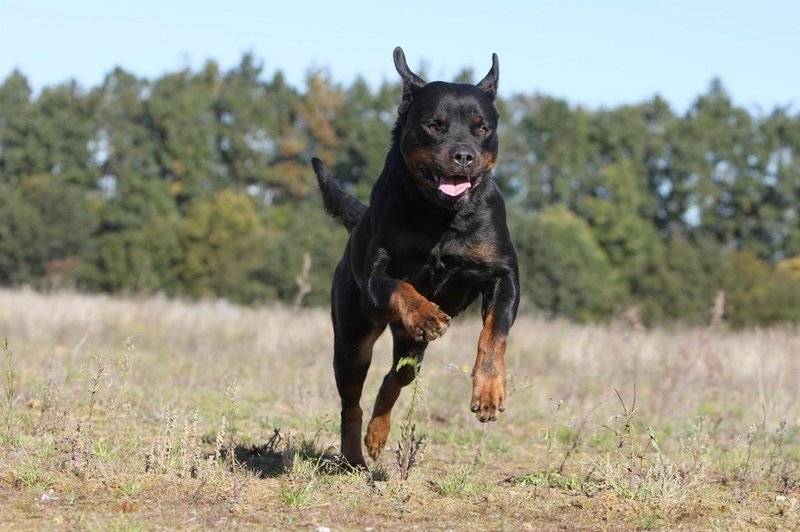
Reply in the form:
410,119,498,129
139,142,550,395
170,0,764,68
311,47,519,468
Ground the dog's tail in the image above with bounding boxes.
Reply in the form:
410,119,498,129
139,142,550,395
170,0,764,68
311,158,367,232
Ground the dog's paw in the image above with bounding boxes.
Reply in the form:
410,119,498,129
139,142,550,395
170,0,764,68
365,416,391,461
470,372,506,422
403,300,450,342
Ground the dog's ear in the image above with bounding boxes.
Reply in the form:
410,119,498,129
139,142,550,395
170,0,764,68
393,47,426,114
476,53,499,98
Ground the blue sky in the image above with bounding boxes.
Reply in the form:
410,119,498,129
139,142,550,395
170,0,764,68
1,0,798,113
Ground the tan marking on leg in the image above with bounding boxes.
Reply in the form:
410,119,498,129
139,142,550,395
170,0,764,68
365,328,421,461
471,310,508,422
365,403,395,460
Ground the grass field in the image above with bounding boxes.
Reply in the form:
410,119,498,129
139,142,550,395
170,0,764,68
1,287,799,530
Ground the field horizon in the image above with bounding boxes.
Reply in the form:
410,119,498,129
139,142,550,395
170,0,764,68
1,287,798,530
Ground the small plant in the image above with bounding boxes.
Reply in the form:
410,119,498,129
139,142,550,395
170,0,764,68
395,356,426,481
433,469,468,496
740,422,758,481
543,397,601,476
636,513,661,530
225,436,246,513
65,354,113,478
225,380,239,436
117,479,140,498
736,417,793,485
86,355,110,425
2,338,15,439
278,480,316,508
607,384,641,465
370,464,390,482
8,452,55,491
280,428,337,475
595,385,700,504
11,466,55,491
94,437,118,461
145,404,178,475
512,471,582,491
596,448,696,504
429,466,492,498
762,419,789,480
276,438,332,509
145,406,207,479
106,517,144,532
54,356,113,478
296,432,327,462
679,416,713,476
543,397,563,472
178,410,201,478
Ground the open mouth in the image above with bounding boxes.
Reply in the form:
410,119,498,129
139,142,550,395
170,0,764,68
438,175,471,197
419,168,473,198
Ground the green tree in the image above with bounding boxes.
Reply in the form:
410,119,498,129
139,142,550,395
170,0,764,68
92,68,178,232
332,78,395,200
2,55,800,327
0,176,97,285
33,81,99,188
673,80,786,258
759,107,800,258
254,199,349,306
510,205,623,321
180,190,269,302
578,159,661,275
0,186,39,283
214,54,278,196
722,250,800,327
147,62,224,206
631,235,723,324
499,95,592,211
84,215,183,294
0,71,36,186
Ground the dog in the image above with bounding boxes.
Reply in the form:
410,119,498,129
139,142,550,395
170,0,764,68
311,47,519,468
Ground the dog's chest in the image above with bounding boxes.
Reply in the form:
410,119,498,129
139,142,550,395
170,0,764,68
386,230,495,314
421,236,495,286
388,224,497,282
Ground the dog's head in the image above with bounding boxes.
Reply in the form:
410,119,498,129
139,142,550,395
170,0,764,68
393,47,500,210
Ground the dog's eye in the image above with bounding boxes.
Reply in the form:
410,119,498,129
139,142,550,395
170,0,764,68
478,125,491,136
426,123,440,134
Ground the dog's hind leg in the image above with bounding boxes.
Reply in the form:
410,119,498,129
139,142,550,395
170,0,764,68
333,321,384,469
332,267,385,468
364,323,427,461
333,328,382,467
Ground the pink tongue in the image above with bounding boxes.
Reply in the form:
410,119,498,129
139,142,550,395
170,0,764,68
438,176,471,197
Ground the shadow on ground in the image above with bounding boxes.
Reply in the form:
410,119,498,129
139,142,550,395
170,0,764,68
224,428,353,478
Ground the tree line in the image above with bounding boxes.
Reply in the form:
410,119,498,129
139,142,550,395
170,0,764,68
1,55,799,327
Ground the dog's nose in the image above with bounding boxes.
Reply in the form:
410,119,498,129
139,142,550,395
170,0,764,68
451,147,475,168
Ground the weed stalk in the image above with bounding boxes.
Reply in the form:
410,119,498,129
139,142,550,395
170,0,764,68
2,338,15,436
395,356,426,481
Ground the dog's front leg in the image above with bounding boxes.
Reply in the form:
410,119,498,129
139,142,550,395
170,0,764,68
360,247,450,340
471,273,520,422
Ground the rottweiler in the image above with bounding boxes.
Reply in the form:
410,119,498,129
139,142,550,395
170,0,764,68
311,47,519,468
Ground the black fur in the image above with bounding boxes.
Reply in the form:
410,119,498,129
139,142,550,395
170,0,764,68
312,47,520,468
311,157,367,232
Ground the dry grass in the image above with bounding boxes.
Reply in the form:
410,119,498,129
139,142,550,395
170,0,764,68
1,287,799,530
